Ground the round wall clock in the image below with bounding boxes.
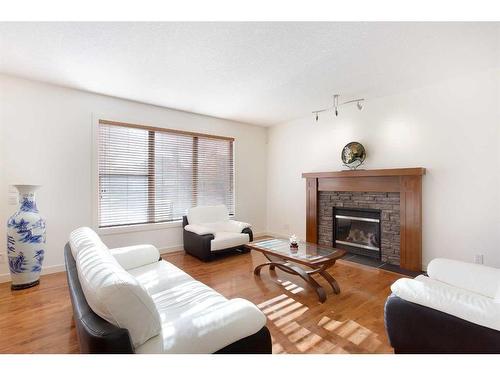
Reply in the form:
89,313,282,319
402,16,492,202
341,142,366,170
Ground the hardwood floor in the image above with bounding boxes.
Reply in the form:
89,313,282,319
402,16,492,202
0,250,403,354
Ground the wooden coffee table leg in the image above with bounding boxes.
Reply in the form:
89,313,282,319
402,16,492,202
254,261,327,303
319,270,341,294
283,264,327,303
254,262,275,276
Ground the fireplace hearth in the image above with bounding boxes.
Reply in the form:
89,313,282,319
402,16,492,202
333,207,381,259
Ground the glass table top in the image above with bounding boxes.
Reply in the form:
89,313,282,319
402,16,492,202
250,238,344,262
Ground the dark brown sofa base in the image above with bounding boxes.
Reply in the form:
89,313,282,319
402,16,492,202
65,243,271,354
384,293,500,354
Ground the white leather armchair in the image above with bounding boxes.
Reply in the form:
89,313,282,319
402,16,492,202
182,205,253,261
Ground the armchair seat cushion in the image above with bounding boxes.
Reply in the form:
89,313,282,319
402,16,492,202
206,220,251,233
211,231,250,251
391,275,500,331
185,221,251,236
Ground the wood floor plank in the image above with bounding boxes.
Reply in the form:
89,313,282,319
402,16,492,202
0,249,402,353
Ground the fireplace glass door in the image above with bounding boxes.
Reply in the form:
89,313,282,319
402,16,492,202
333,207,381,259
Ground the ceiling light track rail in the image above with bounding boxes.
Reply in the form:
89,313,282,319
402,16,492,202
313,94,365,121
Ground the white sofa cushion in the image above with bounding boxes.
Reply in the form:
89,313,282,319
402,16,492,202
427,258,500,300
130,261,266,354
71,228,161,348
109,244,160,270
211,232,250,251
128,259,195,296
391,275,500,331
187,204,229,225
69,226,108,259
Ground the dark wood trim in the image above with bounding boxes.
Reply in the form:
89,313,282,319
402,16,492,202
306,178,318,243
400,175,423,271
303,168,425,271
302,168,425,179
99,119,235,142
318,176,401,193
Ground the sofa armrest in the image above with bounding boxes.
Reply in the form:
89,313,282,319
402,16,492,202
391,275,500,331
242,227,253,242
224,220,251,233
184,224,215,235
427,258,500,299
109,245,160,270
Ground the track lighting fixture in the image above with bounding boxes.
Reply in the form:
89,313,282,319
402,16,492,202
313,94,365,122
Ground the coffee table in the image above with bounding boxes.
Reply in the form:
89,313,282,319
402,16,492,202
246,238,346,303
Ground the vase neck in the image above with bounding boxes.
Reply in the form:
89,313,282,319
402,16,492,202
19,192,38,213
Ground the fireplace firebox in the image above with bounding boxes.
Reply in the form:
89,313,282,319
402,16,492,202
333,207,381,259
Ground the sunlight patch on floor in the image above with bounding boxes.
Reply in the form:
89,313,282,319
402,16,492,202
277,278,304,294
257,280,386,353
317,315,383,351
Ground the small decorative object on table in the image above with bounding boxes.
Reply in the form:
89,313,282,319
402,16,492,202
289,234,299,252
341,142,366,170
6,185,46,290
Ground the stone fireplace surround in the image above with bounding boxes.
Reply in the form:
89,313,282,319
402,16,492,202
302,168,425,271
318,191,401,265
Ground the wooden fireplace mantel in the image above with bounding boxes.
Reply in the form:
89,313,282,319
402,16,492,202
302,167,426,271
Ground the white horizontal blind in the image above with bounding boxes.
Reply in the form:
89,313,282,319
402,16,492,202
196,137,234,212
98,121,234,228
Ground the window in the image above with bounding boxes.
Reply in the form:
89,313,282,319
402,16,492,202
98,120,234,228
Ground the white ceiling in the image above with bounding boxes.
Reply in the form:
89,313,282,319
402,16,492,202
0,22,498,126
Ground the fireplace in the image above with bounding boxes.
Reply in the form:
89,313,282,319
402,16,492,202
333,207,381,260
304,168,425,271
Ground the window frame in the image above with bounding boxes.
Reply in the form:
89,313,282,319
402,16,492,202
92,118,235,235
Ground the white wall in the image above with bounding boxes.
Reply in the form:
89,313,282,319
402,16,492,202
267,69,500,269
0,75,268,280
2,67,499,280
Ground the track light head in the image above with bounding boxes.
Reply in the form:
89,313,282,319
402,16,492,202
313,94,365,119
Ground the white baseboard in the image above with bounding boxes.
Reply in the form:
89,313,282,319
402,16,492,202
0,263,66,284
261,231,294,239
253,231,269,238
158,244,184,254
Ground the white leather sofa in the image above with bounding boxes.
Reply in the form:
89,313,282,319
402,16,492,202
385,258,500,353
182,205,253,261
66,227,270,353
